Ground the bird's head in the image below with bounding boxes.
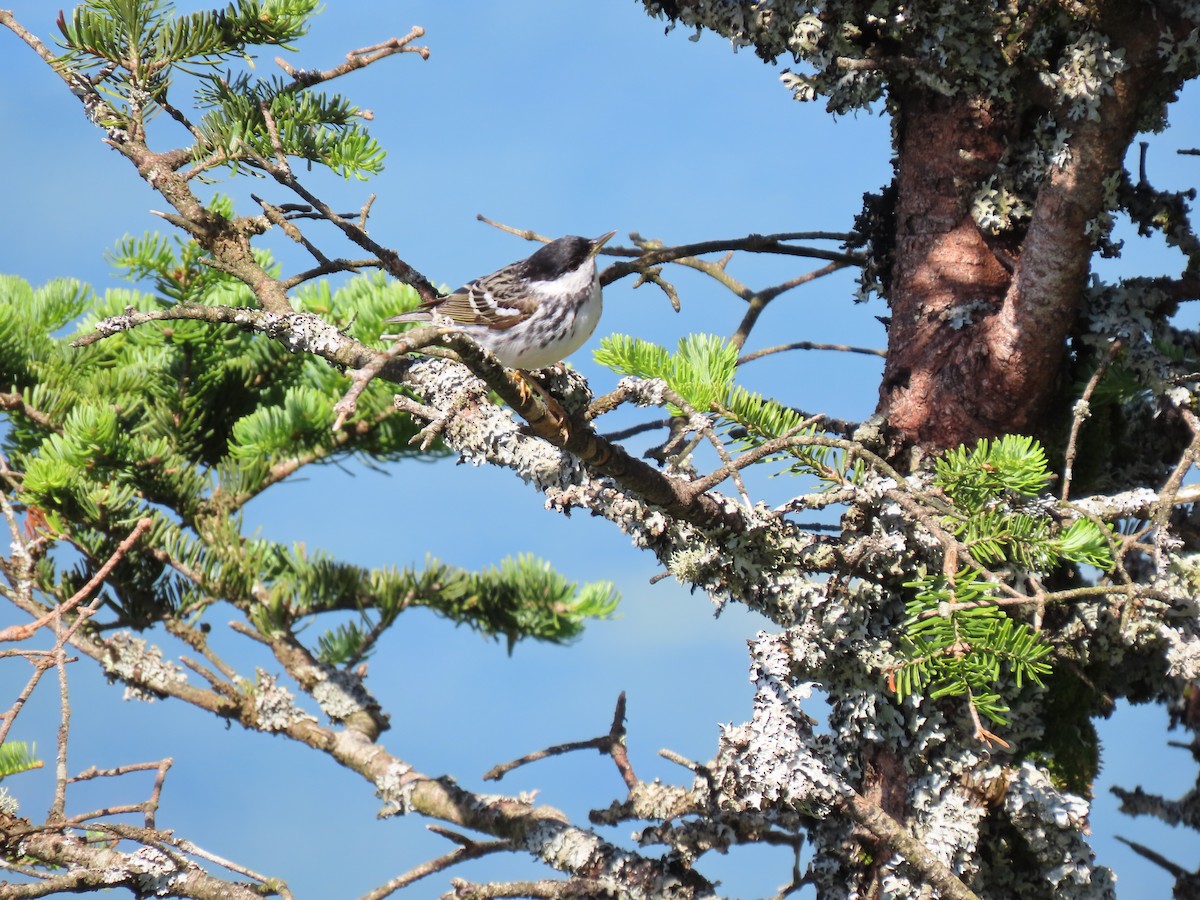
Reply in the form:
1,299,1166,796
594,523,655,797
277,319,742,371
523,231,616,282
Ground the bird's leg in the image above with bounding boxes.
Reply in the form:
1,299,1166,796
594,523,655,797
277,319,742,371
514,369,572,440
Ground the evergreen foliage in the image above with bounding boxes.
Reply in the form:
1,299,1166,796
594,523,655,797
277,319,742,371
0,227,619,660
0,742,40,781
895,436,1114,726
57,0,384,178
597,336,1112,731
595,333,861,481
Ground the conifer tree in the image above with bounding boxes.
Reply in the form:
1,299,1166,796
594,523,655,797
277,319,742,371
1,3,1199,898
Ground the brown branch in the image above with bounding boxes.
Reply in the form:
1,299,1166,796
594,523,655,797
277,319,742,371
333,324,454,432
1060,340,1122,501
738,341,886,364
1113,835,1195,882
835,789,982,900
683,416,826,499
476,214,859,287
357,828,511,900
0,392,59,432
0,518,153,644
51,644,71,821
476,214,554,245
444,338,745,531
274,27,430,87
447,878,616,899
1151,408,1200,567
484,693,636,790
731,261,852,349
600,232,861,286
280,258,384,290
599,418,673,441
0,816,284,900
0,652,55,747
658,387,754,509
68,758,173,829
248,149,439,303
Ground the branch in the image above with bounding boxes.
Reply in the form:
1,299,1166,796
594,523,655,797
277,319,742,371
1060,340,1122,501
0,391,60,432
600,231,861,286
0,815,289,900
484,693,636,790
358,828,511,900
834,790,981,900
0,518,152,644
274,27,431,85
737,341,886,364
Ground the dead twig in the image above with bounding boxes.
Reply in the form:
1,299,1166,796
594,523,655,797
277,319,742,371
0,518,153,644
737,340,886,364
357,827,511,900
1061,340,1122,502
484,693,636,790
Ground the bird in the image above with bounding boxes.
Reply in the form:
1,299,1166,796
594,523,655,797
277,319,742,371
383,231,617,370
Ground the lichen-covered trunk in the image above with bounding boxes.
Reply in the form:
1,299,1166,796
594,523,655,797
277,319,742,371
877,25,1159,456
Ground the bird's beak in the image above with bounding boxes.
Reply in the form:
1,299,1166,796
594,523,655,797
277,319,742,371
590,231,617,257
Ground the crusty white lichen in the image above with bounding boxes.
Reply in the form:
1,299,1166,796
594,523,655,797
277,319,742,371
375,759,419,818
400,334,1200,896
251,669,317,732
709,632,845,817
103,845,188,896
310,665,375,724
1003,762,1116,898
100,632,188,702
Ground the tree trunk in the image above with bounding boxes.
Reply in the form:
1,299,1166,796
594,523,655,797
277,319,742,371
879,89,1017,452
878,16,1164,457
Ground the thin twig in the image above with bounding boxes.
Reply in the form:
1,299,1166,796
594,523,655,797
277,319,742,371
475,214,554,246
357,830,511,900
0,518,153,644
68,758,174,829
731,261,850,350
1061,341,1121,501
483,693,635,789
1150,409,1200,569
0,653,55,746
274,27,430,88
658,386,754,510
684,415,824,499
334,324,454,431
738,340,886,364
50,638,70,822
599,418,672,442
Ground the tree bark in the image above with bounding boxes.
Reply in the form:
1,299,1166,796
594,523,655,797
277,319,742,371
878,14,1166,456
879,90,1016,452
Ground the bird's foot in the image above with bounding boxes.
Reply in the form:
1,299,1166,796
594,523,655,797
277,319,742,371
514,370,572,441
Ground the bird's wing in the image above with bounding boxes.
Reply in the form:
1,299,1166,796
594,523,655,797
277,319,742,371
383,264,539,328
434,267,538,330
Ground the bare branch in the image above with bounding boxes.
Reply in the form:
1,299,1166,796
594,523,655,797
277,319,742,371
275,27,431,87
737,341,886,364
0,518,153,644
484,693,635,790
1060,340,1122,501
358,829,511,900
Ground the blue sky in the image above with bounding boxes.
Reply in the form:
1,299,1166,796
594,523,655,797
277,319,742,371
1,2,1197,896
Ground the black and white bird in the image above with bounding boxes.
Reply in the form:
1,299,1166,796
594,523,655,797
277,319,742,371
383,232,616,370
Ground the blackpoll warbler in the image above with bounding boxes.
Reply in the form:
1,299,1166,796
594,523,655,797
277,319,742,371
383,232,616,370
